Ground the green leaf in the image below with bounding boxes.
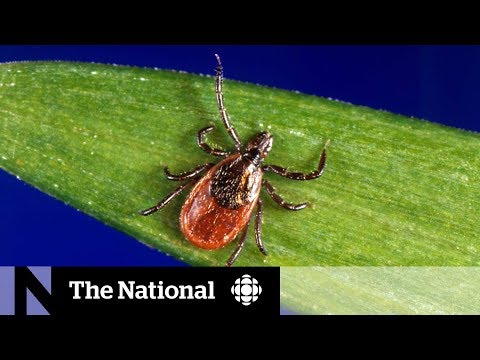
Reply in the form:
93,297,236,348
281,267,480,314
1,61,479,270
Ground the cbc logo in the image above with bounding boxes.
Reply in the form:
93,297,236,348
231,274,262,306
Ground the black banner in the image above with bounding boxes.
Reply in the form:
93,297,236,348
3,267,279,318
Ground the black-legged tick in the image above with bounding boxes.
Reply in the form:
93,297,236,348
139,54,329,266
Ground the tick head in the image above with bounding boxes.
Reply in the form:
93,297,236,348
244,131,273,165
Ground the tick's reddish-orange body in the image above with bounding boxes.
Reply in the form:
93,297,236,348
181,154,262,250
139,54,329,266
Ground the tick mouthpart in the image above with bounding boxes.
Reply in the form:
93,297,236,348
246,131,273,159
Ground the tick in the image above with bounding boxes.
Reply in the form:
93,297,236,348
139,54,329,266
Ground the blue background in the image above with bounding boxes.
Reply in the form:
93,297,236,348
1,46,479,266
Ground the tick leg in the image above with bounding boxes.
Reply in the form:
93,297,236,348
197,126,229,157
225,220,251,267
138,177,198,216
255,198,267,256
262,140,330,180
164,163,214,181
215,54,242,153
263,179,307,211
